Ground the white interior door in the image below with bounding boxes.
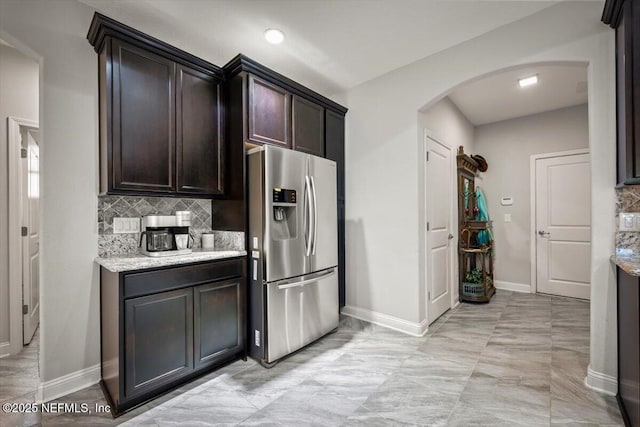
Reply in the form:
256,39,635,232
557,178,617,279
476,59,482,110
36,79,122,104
22,129,40,344
426,135,453,324
535,153,590,300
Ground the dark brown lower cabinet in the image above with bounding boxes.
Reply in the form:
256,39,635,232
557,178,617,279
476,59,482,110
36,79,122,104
618,266,640,426
100,257,246,416
194,280,243,369
124,288,194,399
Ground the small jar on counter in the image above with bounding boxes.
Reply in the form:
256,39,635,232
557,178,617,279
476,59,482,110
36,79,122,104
201,232,215,250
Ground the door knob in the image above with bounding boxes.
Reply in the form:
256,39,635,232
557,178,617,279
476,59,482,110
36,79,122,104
538,230,551,238
448,234,454,240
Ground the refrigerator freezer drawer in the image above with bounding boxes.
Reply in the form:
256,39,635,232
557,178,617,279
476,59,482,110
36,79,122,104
266,268,339,363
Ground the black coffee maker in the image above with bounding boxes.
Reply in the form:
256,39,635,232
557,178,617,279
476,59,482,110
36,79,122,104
139,214,193,257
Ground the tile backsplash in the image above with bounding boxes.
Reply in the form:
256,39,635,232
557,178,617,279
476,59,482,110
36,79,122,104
99,195,212,234
616,186,640,252
98,195,244,257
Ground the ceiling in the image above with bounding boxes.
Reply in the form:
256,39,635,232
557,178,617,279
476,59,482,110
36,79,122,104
77,0,569,96
448,63,588,125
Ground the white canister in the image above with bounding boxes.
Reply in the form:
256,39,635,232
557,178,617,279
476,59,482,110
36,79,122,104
201,233,215,250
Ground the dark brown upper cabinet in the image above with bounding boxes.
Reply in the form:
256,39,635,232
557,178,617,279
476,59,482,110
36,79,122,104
176,65,224,195
292,95,325,157
88,13,225,197
603,0,640,185
224,55,347,157
247,75,291,147
111,39,176,193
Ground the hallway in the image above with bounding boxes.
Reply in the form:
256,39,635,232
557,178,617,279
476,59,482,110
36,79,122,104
0,293,622,426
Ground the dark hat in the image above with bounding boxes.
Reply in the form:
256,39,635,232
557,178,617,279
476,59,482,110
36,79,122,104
472,155,488,172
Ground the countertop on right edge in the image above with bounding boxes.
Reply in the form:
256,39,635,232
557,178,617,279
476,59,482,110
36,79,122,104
611,249,640,277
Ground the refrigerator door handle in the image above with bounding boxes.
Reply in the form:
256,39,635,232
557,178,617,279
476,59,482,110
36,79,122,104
304,175,313,257
275,268,336,290
310,175,318,255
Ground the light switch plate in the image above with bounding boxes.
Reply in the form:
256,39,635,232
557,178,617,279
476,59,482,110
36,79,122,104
619,212,640,231
504,213,512,223
113,217,141,234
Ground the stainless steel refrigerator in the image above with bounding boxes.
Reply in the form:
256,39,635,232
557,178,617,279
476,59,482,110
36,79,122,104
247,145,338,366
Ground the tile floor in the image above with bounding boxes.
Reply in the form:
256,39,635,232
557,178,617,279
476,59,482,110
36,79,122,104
0,291,623,426
0,327,39,404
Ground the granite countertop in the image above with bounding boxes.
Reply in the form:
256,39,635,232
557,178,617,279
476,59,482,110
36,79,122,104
611,248,640,276
96,249,247,273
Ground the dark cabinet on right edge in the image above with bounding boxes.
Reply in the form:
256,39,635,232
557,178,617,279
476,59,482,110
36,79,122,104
603,0,640,185
617,266,640,427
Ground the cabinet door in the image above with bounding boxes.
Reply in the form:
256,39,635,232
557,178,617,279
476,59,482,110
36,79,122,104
194,278,245,369
124,288,193,398
618,268,640,426
176,65,224,195
247,75,291,147
325,110,345,201
292,95,325,157
111,39,175,193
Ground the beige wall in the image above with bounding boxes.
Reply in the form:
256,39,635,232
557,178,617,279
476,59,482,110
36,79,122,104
0,0,99,385
474,104,589,289
0,43,39,347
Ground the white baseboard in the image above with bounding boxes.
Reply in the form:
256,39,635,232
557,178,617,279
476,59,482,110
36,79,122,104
341,305,429,337
585,364,617,396
494,280,531,294
36,363,101,403
0,341,10,358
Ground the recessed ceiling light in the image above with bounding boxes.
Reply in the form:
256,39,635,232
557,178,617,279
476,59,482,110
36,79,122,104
264,29,285,44
518,75,538,88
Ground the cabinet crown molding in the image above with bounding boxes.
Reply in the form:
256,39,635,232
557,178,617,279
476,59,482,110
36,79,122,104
223,54,348,115
87,12,223,78
86,13,347,115
602,0,626,27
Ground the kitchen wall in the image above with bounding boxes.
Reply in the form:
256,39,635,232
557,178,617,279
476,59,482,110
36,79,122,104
343,1,616,391
418,97,475,314
97,195,243,256
475,103,589,291
0,43,39,351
